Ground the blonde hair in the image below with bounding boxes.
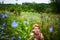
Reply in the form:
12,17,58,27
33,24,40,29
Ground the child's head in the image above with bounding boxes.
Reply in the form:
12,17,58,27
33,24,40,34
33,24,40,29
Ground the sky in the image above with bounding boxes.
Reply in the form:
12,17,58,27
0,0,50,4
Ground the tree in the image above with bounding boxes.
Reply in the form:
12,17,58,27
50,0,60,13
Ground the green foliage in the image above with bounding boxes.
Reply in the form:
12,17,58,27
0,3,51,13
0,4,21,15
0,12,60,40
50,0,60,13
22,3,50,13
0,2,60,40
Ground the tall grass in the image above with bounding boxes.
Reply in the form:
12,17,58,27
0,11,60,40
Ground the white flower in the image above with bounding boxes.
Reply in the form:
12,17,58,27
30,33,34,36
11,21,18,28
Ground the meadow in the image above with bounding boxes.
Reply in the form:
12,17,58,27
0,11,60,40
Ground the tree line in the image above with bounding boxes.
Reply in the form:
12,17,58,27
0,3,51,13
0,0,60,14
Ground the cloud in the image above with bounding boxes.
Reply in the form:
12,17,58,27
0,0,50,4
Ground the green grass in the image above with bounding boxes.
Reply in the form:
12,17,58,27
0,11,60,40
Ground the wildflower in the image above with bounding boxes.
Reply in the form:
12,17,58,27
1,14,7,19
24,20,29,24
11,36,15,40
18,36,21,40
11,21,18,28
49,27,54,32
2,22,7,27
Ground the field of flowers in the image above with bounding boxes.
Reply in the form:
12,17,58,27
0,11,60,40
